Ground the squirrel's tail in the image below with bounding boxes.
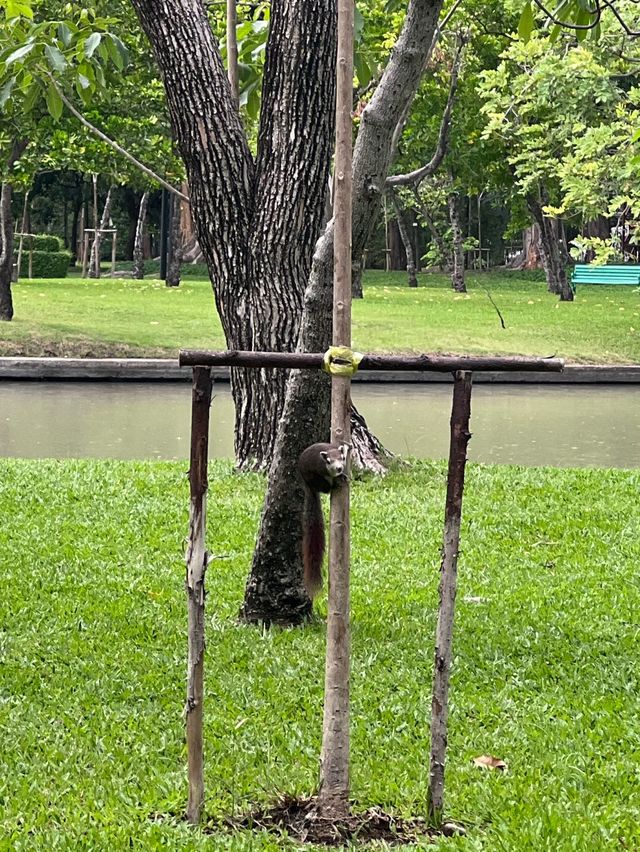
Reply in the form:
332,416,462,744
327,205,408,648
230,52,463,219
302,487,325,598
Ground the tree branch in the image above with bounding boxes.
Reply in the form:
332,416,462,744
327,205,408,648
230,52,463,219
49,77,190,202
386,34,465,188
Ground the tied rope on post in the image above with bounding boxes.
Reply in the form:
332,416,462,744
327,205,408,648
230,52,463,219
322,346,364,377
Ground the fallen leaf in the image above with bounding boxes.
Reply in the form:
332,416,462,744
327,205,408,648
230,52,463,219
473,754,507,771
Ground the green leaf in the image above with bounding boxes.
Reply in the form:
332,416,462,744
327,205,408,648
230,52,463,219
22,79,40,111
5,41,35,65
5,0,33,19
107,33,129,70
44,44,67,72
83,32,102,58
0,75,16,108
45,81,63,120
518,1,535,41
57,22,72,48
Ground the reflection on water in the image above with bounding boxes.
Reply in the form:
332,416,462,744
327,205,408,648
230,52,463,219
0,381,639,468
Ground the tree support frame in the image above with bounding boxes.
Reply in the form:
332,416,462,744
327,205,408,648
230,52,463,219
181,347,563,825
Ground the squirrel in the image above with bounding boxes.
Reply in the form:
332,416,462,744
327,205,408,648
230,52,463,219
297,442,349,599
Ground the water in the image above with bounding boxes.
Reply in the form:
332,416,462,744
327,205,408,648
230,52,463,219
1,381,639,468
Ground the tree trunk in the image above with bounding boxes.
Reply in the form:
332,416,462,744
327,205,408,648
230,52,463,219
448,190,465,292
415,192,450,271
130,0,337,471
132,191,149,280
391,193,418,287
527,191,573,301
388,217,406,269
89,186,114,278
243,0,444,624
166,194,183,287
0,141,27,322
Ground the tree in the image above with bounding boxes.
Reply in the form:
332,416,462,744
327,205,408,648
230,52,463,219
479,36,624,300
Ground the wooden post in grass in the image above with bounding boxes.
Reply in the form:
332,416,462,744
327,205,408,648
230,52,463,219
428,370,472,827
318,0,354,821
185,366,212,825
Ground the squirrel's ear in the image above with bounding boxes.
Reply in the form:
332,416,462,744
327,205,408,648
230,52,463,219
320,451,329,463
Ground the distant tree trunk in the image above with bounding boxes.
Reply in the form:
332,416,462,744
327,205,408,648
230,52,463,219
527,190,573,301
391,193,418,287
352,257,363,298
89,186,114,278
0,140,27,322
448,190,465,292
415,193,449,271
388,217,406,269
132,191,149,280
166,194,183,286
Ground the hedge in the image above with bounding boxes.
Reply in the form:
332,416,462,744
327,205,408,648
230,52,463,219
16,249,72,278
16,234,64,252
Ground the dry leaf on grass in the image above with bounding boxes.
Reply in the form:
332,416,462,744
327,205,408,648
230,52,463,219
473,754,507,771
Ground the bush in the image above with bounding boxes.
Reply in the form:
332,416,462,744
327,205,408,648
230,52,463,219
16,249,72,278
16,234,64,252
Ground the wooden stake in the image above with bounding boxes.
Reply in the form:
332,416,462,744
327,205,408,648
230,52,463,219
428,370,472,826
111,232,117,278
226,0,239,108
318,0,354,820
185,366,212,825
82,231,89,278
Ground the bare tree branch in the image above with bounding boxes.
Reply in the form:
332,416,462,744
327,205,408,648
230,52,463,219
49,77,190,202
386,35,465,188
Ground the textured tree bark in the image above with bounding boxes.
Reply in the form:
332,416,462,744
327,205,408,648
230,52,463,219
243,0,444,624
132,191,149,280
166,194,183,287
391,193,418,287
0,182,15,321
448,190,466,293
0,141,27,322
527,191,573,301
428,370,472,827
130,0,336,470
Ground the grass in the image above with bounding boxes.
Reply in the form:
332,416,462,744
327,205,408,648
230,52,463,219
1,270,639,362
1,458,639,849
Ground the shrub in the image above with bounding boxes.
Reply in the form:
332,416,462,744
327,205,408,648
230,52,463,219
17,249,72,278
16,234,64,252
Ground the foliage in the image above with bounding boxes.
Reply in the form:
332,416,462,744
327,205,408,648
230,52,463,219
18,233,63,251
1,458,639,848
1,270,639,363
16,247,71,277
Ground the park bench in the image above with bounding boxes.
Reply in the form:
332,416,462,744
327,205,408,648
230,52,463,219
571,263,640,288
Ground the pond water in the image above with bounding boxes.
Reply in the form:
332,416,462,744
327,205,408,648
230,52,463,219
0,381,639,468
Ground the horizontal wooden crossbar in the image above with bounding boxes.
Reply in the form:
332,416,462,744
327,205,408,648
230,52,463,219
179,349,564,373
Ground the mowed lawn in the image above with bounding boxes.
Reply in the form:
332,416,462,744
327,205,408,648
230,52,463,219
1,459,640,849
1,269,639,362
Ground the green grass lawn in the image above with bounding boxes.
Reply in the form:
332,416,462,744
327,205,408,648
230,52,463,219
1,270,639,362
2,459,639,849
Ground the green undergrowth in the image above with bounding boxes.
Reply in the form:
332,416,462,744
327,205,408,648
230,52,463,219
1,270,639,362
1,459,639,849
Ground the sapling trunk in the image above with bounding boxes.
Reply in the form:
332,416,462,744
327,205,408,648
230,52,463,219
318,0,354,820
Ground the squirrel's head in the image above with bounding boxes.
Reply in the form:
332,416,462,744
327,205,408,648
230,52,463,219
319,443,349,479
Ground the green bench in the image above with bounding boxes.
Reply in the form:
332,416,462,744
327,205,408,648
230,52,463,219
571,264,640,288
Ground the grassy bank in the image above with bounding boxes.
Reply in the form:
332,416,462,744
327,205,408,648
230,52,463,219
1,459,639,849
1,270,639,362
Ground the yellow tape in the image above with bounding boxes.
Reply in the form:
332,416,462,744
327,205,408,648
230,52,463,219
322,346,364,377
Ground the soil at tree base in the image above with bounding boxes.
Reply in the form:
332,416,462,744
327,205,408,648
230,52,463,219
216,795,464,845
